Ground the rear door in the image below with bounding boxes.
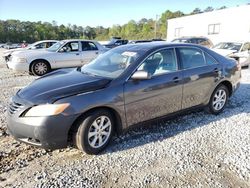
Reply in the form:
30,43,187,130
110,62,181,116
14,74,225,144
80,41,100,65
176,47,221,109
124,48,183,126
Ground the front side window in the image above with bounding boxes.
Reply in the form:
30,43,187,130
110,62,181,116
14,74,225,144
60,42,79,52
178,48,206,69
138,49,177,76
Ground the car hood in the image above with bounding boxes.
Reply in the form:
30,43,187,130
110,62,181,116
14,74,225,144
12,49,49,58
17,69,111,104
3,48,25,56
212,49,237,56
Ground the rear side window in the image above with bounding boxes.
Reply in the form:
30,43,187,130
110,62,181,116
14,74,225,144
204,52,217,65
178,48,206,69
82,42,98,51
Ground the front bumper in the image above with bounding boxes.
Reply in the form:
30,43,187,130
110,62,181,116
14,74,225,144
7,61,29,72
7,104,78,150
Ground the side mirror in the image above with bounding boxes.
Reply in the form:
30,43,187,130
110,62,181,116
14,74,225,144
131,70,151,80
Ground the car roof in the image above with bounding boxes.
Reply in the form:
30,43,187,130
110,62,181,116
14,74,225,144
62,39,98,43
37,40,59,42
116,42,207,52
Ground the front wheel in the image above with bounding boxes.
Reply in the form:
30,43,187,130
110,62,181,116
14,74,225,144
73,110,114,154
207,85,229,115
31,61,50,76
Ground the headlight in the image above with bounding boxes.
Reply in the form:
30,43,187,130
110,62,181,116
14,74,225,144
24,103,70,117
12,56,27,63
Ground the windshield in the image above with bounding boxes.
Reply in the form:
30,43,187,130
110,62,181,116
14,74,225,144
213,42,242,52
81,48,141,79
47,41,65,52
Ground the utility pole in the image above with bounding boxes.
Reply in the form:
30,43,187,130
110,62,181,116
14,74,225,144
154,14,159,39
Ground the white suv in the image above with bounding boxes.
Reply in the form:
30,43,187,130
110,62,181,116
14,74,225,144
7,40,108,76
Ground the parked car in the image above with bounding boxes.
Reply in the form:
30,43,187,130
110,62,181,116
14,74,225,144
128,40,152,44
7,39,108,76
172,37,213,48
212,41,250,67
6,42,240,154
128,39,165,44
3,40,58,62
3,42,21,49
104,37,128,48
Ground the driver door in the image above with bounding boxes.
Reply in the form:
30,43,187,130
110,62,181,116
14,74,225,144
124,48,183,126
54,41,82,68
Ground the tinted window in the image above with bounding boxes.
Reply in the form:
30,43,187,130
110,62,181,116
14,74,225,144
82,42,98,51
178,48,205,69
204,53,217,65
138,49,177,76
190,38,198,44
35,43,45,49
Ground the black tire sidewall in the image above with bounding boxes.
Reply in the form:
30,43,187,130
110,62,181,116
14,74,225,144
76,110,114,155
31,61,50,76
209,85,229,114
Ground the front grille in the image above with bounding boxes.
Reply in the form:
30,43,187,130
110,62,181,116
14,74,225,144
9,101,24,115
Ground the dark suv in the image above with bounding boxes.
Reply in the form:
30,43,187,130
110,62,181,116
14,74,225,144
7,43,240,154
172,37,213,48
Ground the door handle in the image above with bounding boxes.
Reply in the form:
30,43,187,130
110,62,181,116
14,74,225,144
76,53,80,55
173,77,181,83
95,52,99,55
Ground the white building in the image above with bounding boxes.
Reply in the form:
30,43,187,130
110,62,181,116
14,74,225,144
167,5,250,44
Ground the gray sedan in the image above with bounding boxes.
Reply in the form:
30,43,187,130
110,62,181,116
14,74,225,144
7,43,241,154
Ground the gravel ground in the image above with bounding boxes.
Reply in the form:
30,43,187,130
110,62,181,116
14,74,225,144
0,48,249,188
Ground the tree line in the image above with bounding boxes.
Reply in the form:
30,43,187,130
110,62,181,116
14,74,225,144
0,6,226,43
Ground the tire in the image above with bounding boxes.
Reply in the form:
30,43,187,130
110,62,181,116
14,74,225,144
73,110,114,154
207,84,229,115
31,60,50,76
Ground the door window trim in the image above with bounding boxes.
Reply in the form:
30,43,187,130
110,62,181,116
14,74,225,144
126,47,180,82
175,46,218,70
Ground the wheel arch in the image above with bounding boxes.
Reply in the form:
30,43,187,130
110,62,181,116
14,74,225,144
218,80,233,97
29,59,51,72
68,106,123,143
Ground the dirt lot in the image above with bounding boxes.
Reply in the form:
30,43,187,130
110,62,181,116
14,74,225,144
0,48,249,187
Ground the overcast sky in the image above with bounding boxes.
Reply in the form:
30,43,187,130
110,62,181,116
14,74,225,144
0,0,249,27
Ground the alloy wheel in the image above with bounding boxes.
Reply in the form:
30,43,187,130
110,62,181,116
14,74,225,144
88,116,112,148
212,89,227,111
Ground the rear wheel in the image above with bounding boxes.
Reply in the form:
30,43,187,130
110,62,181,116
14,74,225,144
207,84,229,114
31,60,50,76
73,110,114,154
